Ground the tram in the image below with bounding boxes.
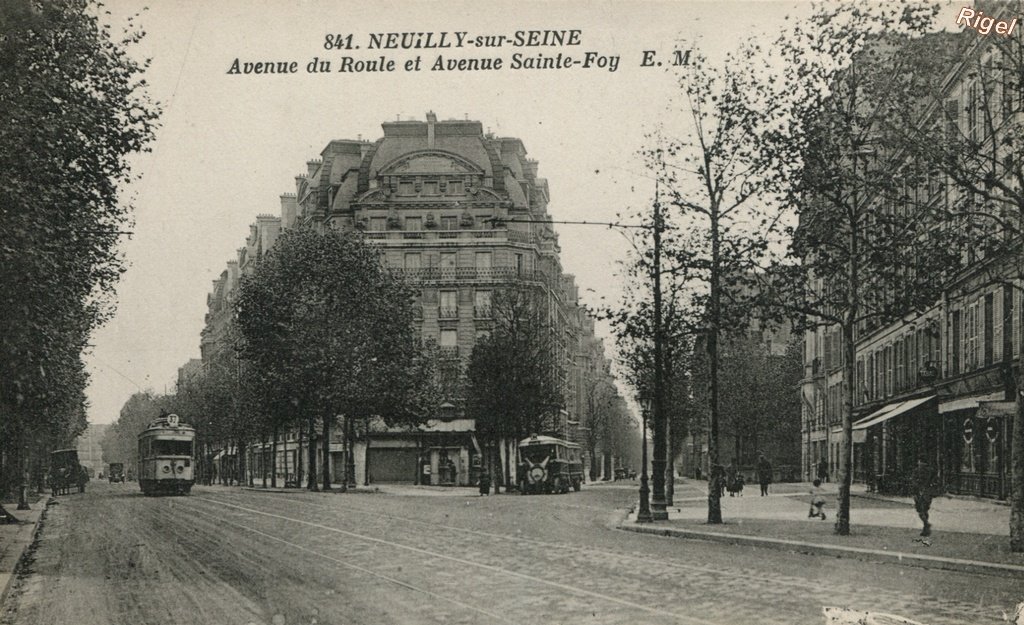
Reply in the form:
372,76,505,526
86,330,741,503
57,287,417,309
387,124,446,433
517,434,584,494
138,413,195,496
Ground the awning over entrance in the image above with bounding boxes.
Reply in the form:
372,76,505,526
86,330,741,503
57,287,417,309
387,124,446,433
976,401,1016,419
938,391,1006,413
852,396,935,430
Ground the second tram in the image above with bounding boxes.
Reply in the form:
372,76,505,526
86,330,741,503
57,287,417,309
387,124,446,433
517,435,584,494
138,413,195,496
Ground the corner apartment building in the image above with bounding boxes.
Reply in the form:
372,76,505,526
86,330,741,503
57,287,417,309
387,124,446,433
197,114,621,486
802,23,1020,500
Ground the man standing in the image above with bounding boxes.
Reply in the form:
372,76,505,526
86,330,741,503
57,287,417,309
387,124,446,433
817,457,829,483
912,457,938,537
756,454,772,496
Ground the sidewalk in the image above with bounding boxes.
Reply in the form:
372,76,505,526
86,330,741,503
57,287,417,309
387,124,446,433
0,498,48,610
618,480,1024,577
240,483,482,497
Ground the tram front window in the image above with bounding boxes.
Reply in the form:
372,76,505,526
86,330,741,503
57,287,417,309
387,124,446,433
152,440,192,456
522,444,556,464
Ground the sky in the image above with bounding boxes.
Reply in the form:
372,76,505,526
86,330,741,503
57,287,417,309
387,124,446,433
84,0,970,425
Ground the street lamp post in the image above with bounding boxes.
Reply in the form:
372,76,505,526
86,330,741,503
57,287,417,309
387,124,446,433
637,396,653,523
650,183,669,521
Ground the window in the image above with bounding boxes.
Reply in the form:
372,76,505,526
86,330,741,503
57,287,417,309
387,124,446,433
399,181,414,195
448,180,464,195
370,217,387,231
440,329,457,347
441,215,458,230
152,440,192,456
439,290,457,310
406,216,422,231
440,252,457,269
423,181,439,195
475,252,492,269
404,253,421,270
474,290,491,318
515,253,524,275
475,290,491,309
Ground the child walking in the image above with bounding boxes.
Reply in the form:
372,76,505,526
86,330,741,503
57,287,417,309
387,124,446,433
808,478,826,520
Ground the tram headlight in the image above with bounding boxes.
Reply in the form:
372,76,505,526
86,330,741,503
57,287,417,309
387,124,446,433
162,466,170,474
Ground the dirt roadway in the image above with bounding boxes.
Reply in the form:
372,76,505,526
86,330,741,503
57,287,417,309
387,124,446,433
1,482,1021,625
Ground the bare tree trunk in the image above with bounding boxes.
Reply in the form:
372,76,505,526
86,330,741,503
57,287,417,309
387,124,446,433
707,200,723,524
307,413,318,491
237,438,246,487
347,417,357,488
297,420,304,488
261,433,268,489
271,425,279,488
504,438,511,490
836,319,856,535
1011,373,1024,551
322,413,332,491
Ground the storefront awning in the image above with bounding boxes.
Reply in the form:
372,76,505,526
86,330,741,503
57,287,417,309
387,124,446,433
976,401,1016,419
852,395,935,430
938,391,1006,414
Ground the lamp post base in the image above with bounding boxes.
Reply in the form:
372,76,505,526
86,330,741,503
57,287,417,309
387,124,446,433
636,475,653,523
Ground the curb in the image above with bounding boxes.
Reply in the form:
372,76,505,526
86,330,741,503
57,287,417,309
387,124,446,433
616,520,1024,578
0,496,51,611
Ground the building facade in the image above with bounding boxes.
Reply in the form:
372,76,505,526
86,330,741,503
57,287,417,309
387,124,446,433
801,22,1020,499
195,114,622,487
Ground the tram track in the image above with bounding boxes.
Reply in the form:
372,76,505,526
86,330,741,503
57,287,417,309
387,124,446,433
185,490,1004,625
181,493,724,625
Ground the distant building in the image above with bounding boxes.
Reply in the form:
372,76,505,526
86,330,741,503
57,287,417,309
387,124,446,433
76,423,108,476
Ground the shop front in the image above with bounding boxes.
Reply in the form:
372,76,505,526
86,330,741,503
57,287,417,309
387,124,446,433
852,395,938,496
940,396,1013,500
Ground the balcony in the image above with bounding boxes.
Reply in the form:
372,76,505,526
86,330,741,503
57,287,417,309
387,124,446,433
438,346,460,359
438,306,459,319
474,305,492,319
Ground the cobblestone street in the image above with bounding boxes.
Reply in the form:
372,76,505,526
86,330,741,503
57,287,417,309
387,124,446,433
2,481,1020,625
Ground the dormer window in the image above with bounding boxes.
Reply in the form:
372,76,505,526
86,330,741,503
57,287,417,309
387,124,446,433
423,181,439,195
399,180,414,195
448,180,464,195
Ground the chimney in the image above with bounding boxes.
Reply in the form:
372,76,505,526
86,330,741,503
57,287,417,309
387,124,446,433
426,110,436,148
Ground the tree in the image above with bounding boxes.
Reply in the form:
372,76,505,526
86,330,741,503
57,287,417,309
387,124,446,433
639,47,783,523
236,225,432,492
0,0,158,516
692,332,802,468
466,284,565,491
767,3,969,535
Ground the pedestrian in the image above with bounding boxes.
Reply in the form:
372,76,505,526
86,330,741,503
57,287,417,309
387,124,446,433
478,469,490,496
725,460,738,497
911,457,938,537
808,478,826,520
757,454,772,496
817,457,829,483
